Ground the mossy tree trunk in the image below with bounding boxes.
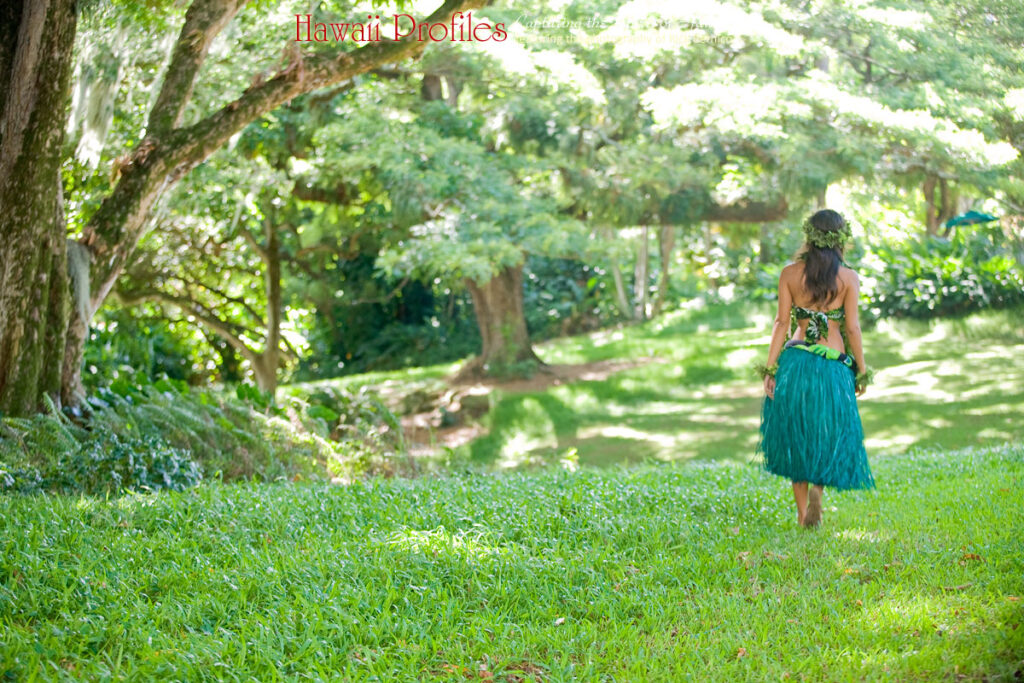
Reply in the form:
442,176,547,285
461,264,543,377
0,0,77,416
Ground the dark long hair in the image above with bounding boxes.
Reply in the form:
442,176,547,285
797,209,846,307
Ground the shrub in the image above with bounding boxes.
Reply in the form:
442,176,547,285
82,308,218,389
523,255,626,339
61,433,202,495
294,384,409,477
862,226,1024,321
0,412,200,495
1,374,409,496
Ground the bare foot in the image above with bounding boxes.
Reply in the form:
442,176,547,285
803,486,823,528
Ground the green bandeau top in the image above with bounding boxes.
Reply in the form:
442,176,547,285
790,304,845,345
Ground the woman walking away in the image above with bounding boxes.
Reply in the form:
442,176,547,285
756,209,875,528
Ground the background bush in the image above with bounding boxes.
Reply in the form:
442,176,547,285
861,225,1024,321
82,308,222,390
0,373,408,496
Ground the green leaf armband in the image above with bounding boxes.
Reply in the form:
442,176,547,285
855,366,875,393
755,361,779,380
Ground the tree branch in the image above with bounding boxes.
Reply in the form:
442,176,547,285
115,287,260,362
730,139,778,167
238,224,268,261
704,196,789,222
346,277,411,306
176,273,267,328
279,333,300,362
834,46,911,85
291,180,357,205
293,243,337,260
147,0,245,136
165,0,487,176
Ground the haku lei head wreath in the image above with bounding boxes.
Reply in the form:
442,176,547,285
802,210,852,250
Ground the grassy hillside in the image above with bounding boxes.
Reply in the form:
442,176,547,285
1,442,1021,680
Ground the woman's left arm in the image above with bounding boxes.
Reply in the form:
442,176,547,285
763,267,793,399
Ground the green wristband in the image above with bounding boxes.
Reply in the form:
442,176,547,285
855,366,875,393
755,361,779,380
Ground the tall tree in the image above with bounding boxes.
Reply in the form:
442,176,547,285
0,0,78,416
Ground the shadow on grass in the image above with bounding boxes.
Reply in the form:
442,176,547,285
537,301,763,365
466,326,1024,472
862,392,1024,454
467,377,764,469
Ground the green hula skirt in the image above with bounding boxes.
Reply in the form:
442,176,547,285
756,341,874,490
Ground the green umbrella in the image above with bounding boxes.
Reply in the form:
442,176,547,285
944,210,998,229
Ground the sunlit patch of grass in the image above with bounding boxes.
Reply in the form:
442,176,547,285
380,527,509,562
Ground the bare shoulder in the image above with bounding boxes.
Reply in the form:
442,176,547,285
780,262,802,280
838,266,860,286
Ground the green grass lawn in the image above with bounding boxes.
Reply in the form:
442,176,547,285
458,303,1024,469
2,442,1021,680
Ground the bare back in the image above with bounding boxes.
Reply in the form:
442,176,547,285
781,261,858,354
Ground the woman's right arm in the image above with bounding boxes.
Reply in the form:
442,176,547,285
842,271,868,394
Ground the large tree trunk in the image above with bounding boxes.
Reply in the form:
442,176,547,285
0,0,77,417
460,264,542,377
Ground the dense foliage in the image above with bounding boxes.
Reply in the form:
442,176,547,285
0,374,406,495
750,222,1024,322
3,5,1021,679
